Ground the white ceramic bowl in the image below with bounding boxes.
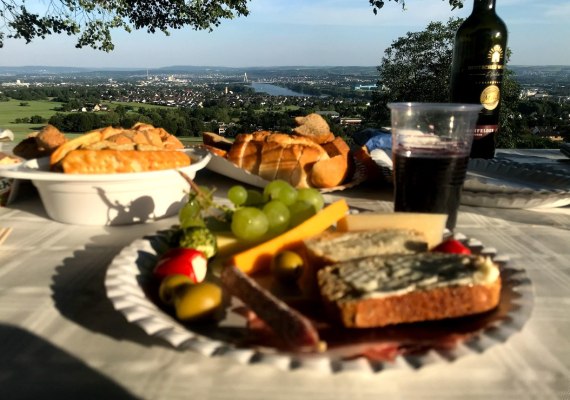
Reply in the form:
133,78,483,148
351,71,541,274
0,147,211,225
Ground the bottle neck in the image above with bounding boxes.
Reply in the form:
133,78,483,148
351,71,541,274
472,0,496,13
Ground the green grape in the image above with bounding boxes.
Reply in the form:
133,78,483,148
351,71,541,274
288,200,317,228
264,180,298,206
178,198,205,229
296,188,325,212
231,207,269,242
228,185,247,206
244,189,268,206
262,200,290,237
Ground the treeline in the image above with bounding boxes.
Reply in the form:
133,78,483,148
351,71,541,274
2,85,567,148
48,106,208,137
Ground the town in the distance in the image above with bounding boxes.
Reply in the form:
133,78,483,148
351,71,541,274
0,65,568,148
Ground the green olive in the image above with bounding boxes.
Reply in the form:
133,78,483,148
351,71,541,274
174,281,222,321
271,250,304,283
158,274,194,305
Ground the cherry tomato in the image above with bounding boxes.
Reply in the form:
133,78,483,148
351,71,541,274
153,248,208,283
431,239,471,255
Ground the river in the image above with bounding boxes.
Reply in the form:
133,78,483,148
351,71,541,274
250,82,310,97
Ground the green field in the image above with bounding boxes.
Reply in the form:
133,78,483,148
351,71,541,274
0,99,204,146
0,99,66,142
0,99,183,143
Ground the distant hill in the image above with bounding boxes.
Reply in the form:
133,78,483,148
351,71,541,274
0,65,377,77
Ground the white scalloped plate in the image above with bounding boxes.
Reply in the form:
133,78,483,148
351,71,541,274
462,159,570,209
105,230,534,373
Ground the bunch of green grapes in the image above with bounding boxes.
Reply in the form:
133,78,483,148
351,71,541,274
227,180,325,243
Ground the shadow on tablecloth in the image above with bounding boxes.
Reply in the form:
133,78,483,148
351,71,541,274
0,324,138,399
49,225,175,349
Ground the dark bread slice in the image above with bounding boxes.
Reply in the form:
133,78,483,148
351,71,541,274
317,252,501,328
202,131,233,151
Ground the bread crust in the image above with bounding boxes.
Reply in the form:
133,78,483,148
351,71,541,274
293,114,335,144
258,141,285,181
202,144,227,158
323,278,501,328
310,155,348,188
320,136,350,158
50,124,183,168
202,132,233,151
290,145,329,188
13,125,67,160
60,149,190,174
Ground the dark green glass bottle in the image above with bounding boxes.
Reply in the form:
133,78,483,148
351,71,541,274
450,0,508,159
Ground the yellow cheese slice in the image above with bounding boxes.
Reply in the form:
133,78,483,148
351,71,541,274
336,212,447,249
215,231,252,258
230,199,349,275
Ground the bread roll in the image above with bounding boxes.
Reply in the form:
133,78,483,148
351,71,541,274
13,125,67,160
293,114,335,144
310,155,348,188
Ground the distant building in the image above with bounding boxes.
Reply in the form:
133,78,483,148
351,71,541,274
354,84,377,91
340,117,362,126
1,80,30,87
315,111,340,119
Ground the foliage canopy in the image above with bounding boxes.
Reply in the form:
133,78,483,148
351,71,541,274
368,0,464,14
367,18,464,123
0,0,250,51
0,1,467,51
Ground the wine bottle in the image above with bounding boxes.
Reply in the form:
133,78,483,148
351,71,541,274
450,0,508,159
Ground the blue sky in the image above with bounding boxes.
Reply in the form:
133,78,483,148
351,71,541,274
0,0,568,68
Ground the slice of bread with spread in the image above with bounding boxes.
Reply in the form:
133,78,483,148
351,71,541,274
300,229,428,297
304,229,428,266
317,252,501,328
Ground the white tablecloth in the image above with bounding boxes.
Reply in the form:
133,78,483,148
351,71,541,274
0,149,569,399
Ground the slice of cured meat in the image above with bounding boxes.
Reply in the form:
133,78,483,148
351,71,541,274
220,265,322,351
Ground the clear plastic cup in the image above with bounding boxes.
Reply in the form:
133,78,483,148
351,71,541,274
388,102,481,230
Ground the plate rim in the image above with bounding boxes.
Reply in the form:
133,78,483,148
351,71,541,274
0,147,211,182
462,158,570,208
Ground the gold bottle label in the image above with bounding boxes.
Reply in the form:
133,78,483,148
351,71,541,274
480,85,500,110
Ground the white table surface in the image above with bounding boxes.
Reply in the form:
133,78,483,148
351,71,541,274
0,149,569,400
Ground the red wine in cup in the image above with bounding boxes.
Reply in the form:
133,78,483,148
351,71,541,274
393,150,469,230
